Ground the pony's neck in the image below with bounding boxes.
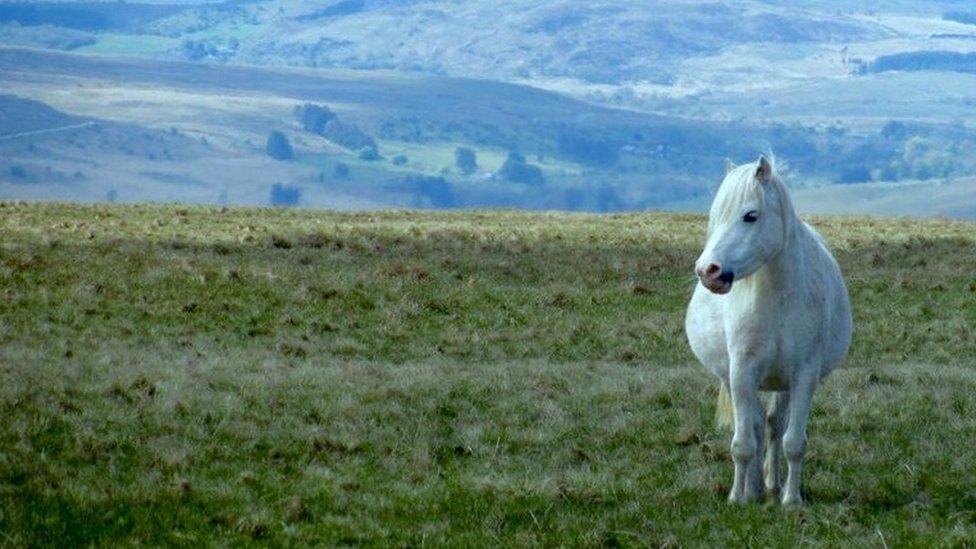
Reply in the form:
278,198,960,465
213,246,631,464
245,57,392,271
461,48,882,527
733,215,803,299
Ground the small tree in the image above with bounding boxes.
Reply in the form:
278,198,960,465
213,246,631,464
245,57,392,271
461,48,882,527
556,130,617,167
499,152,545,185
359,145,380,161
270,183,301,206
836,165,871,184
881,120,907,141
454,146,477,175
266,131,293,161
399,175,455,208
323,120,376,151
295,103,336,135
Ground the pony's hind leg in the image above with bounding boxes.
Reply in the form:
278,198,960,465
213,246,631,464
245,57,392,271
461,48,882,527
764,391,790,497
782,373,818,506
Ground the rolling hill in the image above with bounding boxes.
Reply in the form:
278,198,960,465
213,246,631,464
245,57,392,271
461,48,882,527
0,1,889,85
5,2,976,214
1,0,969,123
0,2,966,118
0,46,833,210
665,177,976,220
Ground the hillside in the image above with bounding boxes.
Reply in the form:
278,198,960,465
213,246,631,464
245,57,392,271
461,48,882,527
792,177,976,219
1,48,739,208
235,1,887,85
2,203,976,544
666,177,976,220
0,93,82,134
3,0,974,124
7,2,976,212
0,47,834,210
0,1,889,84
6,47,976,213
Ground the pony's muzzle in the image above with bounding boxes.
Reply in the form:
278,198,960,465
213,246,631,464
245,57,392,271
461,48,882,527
696,261,734,294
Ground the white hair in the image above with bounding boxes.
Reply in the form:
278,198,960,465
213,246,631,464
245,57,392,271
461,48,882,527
708,156,796,244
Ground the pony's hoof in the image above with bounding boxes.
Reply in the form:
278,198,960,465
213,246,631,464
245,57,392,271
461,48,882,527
728,489,763,504
781,493,804,507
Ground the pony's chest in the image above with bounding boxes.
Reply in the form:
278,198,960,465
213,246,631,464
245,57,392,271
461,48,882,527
728,315,810,390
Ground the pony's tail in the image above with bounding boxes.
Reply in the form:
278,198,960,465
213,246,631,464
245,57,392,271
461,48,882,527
715,382,733,429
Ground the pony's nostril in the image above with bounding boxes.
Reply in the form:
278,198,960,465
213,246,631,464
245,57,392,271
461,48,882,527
705,263,721,277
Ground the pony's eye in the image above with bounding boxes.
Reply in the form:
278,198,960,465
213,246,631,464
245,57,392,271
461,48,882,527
743,211,759,223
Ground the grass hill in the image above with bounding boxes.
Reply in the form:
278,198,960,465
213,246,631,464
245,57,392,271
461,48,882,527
665,177,976,220
0,93,226,202
233,0,886,85
0,93,82,134
8,3,976,213
2,202,975,544
6,47,976,214
2,1,972,123
0,47,817,209
0,1,889,84
792,177,976,219
7,1,976,129
0,0,976,125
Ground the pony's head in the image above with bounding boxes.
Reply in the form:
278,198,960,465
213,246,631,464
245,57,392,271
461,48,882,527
695,155,796,294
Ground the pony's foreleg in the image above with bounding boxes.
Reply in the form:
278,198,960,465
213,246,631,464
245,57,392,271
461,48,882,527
749,398,766,500
782,373,818,506
764,391,790,497
728,366,765,503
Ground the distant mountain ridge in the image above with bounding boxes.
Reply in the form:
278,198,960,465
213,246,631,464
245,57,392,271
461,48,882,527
6,1,976,213
236,1,890,84
0,0,891,85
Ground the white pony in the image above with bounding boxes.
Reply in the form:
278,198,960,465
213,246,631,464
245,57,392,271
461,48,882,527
685,156,852,505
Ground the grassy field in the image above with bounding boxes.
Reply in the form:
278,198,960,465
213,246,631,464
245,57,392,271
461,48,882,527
1,202,976,545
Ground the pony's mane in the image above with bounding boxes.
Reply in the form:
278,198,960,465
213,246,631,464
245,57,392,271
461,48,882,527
708,157,795,236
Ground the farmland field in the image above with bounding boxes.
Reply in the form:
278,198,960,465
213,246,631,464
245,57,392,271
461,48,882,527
1,202,976,545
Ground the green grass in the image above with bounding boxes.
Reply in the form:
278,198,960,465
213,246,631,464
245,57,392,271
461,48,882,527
75,34,181,56
1,202,976,545
377,140,583,178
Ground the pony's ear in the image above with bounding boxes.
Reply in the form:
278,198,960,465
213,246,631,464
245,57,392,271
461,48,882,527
755,155,773,182
724,158,737,175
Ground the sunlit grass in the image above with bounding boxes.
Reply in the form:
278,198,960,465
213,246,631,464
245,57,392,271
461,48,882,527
75,33,180,56
379,140,584,178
